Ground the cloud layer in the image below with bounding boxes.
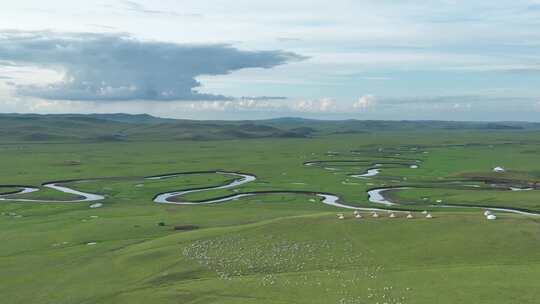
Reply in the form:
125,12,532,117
0,31,305,101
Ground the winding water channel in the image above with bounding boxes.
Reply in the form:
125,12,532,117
307,159,540,217
0,182,105,203
366,186,540,217
1,158,539,217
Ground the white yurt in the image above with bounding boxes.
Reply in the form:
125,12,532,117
372,212,379,218
389,213,396,218
355,213,362,219
484,210,492,216
407,213,414,219
487,214,497,220
493,166,506,173
337,213,345,220
426,213,433,219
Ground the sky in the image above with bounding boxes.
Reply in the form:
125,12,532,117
0,0,540,121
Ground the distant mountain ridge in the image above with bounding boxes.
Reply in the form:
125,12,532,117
1,113,174,124
1,113,539,142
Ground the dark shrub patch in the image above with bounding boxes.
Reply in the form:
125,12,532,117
174,225,199,231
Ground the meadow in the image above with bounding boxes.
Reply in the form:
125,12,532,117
1,125,540,303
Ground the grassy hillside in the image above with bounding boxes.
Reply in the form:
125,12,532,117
0,114,309,142
1,116,540,303
2,113,540,143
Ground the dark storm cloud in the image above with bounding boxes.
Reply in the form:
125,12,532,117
0,31,305,101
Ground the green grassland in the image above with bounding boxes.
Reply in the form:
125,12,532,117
1,117,540,303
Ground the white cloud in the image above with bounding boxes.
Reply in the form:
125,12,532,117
291,98,337,112
179,99,286,112
451,103,472,110
160,97,342,113
353,95,377,111
172,96,382,114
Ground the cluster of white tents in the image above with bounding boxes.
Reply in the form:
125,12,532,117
338,210,433,220
484,210,497,220
338,210,499,221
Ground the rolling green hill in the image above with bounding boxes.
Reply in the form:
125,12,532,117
2,116,540,303
2,113,540,143
0,114,308,142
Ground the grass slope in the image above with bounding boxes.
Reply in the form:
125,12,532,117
3,113,540,143
1,120,540,303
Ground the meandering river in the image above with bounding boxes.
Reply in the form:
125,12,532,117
1,156,539,217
